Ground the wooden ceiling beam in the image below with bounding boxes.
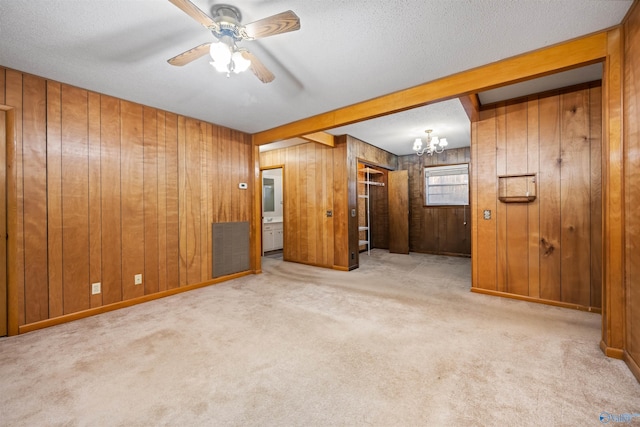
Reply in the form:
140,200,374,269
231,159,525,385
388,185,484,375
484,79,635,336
252,31,608,145
300,131,335,147
459,93,480,122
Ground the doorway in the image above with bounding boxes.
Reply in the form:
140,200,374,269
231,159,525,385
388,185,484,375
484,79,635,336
261,167,284,257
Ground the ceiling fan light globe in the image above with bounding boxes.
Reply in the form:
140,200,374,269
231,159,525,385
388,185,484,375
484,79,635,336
232,51,251,73
210,60,230,73
209,41,232,64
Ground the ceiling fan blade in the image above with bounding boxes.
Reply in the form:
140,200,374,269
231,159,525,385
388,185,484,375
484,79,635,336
241,51,275,83
168,0,216,29
168,42,211,66
243,10,300,39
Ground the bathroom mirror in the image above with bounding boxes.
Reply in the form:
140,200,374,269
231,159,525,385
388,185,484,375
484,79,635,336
263,178,275,212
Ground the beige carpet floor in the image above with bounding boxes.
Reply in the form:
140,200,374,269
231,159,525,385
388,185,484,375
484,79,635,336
0,250,638,426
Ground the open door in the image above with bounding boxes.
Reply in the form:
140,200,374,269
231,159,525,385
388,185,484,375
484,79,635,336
388,170,409,254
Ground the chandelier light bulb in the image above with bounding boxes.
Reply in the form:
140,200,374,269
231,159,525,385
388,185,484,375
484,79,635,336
413,129,448,156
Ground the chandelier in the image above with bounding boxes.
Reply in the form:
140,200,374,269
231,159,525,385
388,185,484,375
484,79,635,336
412,129,448,156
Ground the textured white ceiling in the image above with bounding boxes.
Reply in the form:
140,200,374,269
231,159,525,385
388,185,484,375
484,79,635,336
0,0,632,152
328,99,471,156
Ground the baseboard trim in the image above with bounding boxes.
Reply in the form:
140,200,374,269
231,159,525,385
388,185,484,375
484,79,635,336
18,270,253,335
470,288,602,314
623,351,640,383
599,340,625,359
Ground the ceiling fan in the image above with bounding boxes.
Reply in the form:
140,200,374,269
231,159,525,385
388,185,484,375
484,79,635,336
167,0,300,83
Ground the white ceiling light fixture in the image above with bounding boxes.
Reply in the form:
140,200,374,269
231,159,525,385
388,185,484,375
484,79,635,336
167,0,300,83
209,40,251,76
413,129,448,156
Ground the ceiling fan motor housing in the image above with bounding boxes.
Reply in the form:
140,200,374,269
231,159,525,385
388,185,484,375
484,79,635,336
211,4,244,42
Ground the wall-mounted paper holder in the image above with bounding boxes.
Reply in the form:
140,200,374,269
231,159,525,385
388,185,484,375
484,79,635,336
498,174,536,203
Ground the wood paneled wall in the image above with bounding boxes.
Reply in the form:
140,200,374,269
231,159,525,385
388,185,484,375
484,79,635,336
624,0,640,381
1,67,252,330
260,142,337,268
398,148,471,256
471,83,602,310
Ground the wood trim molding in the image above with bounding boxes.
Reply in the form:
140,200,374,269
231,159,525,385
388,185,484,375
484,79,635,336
601,27,626,353
253,31,608,145
471,287,602,314
252,144,262,273
18,271,254,334
600,340,625,360
623,351,640,382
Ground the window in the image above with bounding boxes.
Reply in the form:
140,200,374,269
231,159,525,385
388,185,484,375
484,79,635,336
424,164,469,206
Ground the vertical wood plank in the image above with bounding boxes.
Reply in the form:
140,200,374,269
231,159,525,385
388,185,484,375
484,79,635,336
624,2,640,371
178,115,187,286
603,27,625,352
165,113,179,289
61,84,90,314
495,106,507,292
475,109,498,290
156,111,167,292
200,123,209,281
0,110,5,335
211,126,221,224
22,75,48,322
5,70,25,325
286,146,299,261
218,126,232,222
0,67,5,104
538,94,562,301
207,125,214,279
230,128,240,222
589,85,603,309
298,146,309,261
88,92,102,308
560,90,591,306
120,100,145,300
332,137,349,268
143,107,159,294
306,144,316,263
472,119,479,287
185,118,202,285
527,97,541,299
100,95,122,305
505,102,529,296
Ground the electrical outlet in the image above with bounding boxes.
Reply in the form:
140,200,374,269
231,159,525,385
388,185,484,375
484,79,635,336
134,274,142,285
91,282,101,295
